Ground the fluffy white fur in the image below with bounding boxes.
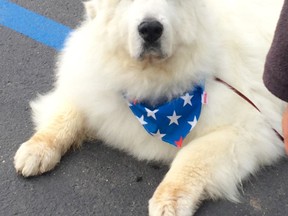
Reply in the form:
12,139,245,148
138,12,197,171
14,0,285,215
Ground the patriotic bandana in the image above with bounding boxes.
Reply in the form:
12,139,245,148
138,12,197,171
127,85,206,148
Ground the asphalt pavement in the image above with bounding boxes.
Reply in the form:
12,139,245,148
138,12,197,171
1,1,288,215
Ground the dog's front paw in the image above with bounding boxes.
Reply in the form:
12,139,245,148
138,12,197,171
149,182,200,216
14,139,61,177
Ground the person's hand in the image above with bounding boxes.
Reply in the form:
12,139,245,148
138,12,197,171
282,105,288,154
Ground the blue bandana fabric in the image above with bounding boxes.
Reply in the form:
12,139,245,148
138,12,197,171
127,85,206,148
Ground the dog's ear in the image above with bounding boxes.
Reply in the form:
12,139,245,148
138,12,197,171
84,0,98,20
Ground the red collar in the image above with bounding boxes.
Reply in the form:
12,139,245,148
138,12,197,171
215,77,284,142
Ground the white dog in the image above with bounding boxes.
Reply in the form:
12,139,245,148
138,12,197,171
14,0,285,215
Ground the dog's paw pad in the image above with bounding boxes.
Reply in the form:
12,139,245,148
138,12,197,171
149,183,197,216
149,198,177,216
14,140,61,177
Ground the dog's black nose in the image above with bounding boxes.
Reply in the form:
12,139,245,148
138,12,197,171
138,21,163,43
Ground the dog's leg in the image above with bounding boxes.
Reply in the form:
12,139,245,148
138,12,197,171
14,102,85,177
148,126,279,216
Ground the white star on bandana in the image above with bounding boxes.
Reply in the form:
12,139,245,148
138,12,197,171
137,115,147,125
181,93,193,106
167,111,181,125
151,129,166,139
188,116,198,131
145,108,159,120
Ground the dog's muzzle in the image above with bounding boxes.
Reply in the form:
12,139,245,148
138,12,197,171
137,19,164,59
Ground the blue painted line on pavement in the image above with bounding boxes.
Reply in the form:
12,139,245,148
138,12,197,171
0,0,72,50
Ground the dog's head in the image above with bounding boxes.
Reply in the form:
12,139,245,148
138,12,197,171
84,0,205,63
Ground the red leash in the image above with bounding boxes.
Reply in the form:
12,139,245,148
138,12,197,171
215,77,284,142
